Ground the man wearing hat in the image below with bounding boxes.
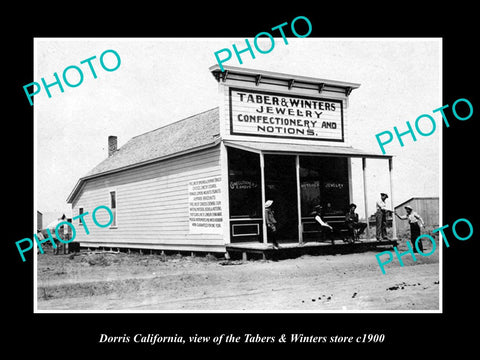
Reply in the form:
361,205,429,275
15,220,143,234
312,205,333,242
395,205,425,252
345,203,367,242
375,193,393,241
265,200,280,249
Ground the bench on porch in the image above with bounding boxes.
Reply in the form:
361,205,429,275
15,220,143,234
302,214,360,244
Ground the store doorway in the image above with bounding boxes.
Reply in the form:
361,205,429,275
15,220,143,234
264,154,298,242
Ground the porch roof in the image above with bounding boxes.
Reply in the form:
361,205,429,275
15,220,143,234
223,140,392,159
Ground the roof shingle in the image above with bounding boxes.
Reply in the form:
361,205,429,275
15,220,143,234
85,107,220,177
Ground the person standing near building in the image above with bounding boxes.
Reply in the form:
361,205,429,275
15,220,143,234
265,200,280,249
62,219,70,254
376,193,393,241
395,205,425,252
54,215,68,255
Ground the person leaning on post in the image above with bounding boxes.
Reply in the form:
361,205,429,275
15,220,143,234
376,192,393,241
265,200,280,249
395,205,425,253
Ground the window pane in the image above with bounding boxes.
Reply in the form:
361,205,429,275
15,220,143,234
300,156,349,216
78,208,84,224
228,148,261,218
321,157,349,215
110,191,116,209
300,156,321,216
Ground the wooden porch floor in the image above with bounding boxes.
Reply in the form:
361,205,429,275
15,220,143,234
226,239,398,260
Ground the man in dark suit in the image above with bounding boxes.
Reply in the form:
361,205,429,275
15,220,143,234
345,203,367,242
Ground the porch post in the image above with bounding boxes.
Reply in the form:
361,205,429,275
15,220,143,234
347,158,353,204
389,157,397,240
220,143,231,244
362,157,370,239
260,152,267,244
295,155,303,244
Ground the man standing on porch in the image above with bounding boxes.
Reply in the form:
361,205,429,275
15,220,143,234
265,200,280,249
376,193,393,241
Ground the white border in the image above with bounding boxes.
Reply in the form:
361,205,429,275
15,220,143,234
33,37,443,314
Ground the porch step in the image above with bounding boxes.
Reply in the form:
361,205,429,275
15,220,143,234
226,239,397,260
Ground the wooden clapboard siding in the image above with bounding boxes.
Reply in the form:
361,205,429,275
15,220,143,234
82,241,227,253
72,146,225,251
394,197,439,235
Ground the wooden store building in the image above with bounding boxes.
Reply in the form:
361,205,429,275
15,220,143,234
66,65,396,258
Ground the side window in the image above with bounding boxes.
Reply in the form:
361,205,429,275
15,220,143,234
110,191,117,227
78,207,84,225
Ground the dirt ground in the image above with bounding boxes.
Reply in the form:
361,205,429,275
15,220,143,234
36,238,440,311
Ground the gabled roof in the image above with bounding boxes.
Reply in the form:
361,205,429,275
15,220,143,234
67,107,221,203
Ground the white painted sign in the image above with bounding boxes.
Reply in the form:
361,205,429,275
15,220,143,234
229,88,344,141
188,176,223,234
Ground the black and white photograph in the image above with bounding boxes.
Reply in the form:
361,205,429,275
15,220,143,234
7,8,478,355
33,37,441,312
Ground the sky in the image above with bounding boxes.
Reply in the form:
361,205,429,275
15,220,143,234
35,38,441,220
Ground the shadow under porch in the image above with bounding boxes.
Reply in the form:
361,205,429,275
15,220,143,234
226,238,397,261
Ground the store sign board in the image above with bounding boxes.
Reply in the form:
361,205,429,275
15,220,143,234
188,176,223,234
229,88,344,141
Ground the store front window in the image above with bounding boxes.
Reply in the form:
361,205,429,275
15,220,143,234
227,148,351,243
300,156,349,216
227,147,263,243
228,147,262,218
300,156,349,239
